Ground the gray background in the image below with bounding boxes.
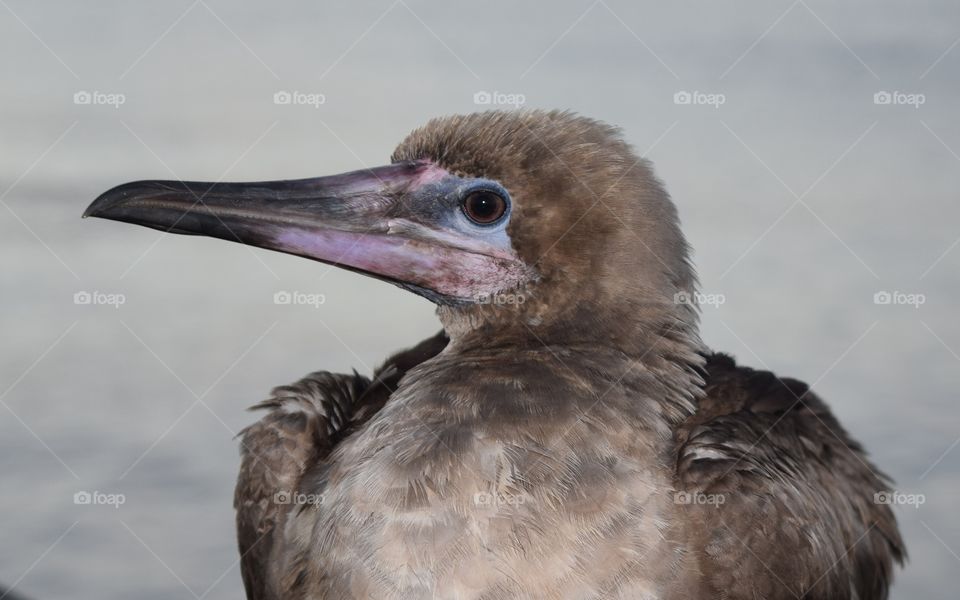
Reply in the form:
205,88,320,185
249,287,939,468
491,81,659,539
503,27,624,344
1,1,958,598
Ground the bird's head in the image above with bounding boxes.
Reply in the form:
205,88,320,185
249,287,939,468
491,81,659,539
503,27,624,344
86,110,701,357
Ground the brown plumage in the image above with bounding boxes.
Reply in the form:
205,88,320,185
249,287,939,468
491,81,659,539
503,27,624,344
87,110,904,599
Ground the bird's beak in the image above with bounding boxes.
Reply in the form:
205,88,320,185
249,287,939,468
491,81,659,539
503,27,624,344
84,160,527,303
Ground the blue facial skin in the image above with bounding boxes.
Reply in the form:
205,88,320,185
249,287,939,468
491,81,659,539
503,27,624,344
364,175,522,306
398,176,514,250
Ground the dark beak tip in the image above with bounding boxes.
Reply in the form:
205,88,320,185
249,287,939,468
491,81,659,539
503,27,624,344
83,193,112,219
84,180,156,220
83,196,105,219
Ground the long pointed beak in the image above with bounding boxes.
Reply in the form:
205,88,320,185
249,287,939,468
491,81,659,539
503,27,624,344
84,160,528,303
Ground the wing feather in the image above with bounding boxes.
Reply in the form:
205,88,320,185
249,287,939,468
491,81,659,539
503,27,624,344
675,353,905,599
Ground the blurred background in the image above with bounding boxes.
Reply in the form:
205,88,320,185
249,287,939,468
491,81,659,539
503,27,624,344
1,0,958,598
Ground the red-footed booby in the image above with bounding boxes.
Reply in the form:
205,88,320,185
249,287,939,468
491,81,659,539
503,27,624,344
85,110,904,599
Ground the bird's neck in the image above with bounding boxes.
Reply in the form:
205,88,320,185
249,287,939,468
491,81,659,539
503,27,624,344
437,300,707,410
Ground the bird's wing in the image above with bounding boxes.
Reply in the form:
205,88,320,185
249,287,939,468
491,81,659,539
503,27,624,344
674,353,905,600
233,331,449,600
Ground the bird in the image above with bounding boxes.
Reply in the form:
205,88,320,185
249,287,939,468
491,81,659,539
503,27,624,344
85,110,904,599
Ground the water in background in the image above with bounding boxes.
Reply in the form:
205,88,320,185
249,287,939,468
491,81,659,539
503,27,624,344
1,1,958,598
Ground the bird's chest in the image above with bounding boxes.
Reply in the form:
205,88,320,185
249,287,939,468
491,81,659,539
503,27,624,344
301,384,679,599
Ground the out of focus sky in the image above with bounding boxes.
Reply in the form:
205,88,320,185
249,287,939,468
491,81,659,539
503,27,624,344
1,1,958,598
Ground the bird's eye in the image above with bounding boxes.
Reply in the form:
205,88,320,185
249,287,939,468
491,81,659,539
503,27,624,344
462,190,508,225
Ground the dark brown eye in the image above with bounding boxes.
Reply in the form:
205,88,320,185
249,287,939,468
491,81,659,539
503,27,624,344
462,190,507,225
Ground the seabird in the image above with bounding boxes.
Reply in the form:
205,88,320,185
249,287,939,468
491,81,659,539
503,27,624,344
85,110,904,599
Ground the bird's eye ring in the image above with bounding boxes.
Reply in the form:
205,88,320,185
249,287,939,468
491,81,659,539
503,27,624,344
461,190,508,225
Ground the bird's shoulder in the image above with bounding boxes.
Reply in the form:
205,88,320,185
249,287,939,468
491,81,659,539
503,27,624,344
677,352,854,488
673,352,905,599
233,331,449,599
